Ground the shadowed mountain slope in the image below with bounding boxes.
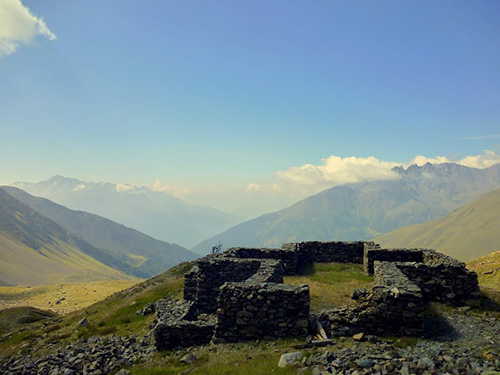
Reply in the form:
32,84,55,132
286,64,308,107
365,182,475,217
0,188,131,286
2,187,198,278
193,163,500,253
11,176,241,250
375,186,500,262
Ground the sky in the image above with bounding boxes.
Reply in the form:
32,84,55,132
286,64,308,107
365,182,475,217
1,0,500,216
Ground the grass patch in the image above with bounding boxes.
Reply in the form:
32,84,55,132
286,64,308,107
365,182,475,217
98,325,117,335
132,339,310,375
310,263,373,284
0,307,57,334
95,277,183,334
285,262,374,311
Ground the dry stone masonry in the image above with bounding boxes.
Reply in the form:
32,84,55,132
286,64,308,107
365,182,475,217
150,241,480,350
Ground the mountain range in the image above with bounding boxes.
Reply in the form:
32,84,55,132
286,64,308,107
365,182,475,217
12,176,242,250
192,162,500,253
0,188,129,286
1,187,197,279
375,185,500,261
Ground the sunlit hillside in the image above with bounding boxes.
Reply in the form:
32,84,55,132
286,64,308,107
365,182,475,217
375,187,500,261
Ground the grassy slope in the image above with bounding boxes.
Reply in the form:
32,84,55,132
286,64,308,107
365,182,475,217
0,279,141,314
0,232,129,286
2,186,198,278
374,187,500,262
467,250,500,290
0,262,373,374
0,188,133,285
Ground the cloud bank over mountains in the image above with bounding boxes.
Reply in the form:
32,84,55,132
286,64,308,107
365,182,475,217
147,151,500,218
0,0,56,56
276,150,500,188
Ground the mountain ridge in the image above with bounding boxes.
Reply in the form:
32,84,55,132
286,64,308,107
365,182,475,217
1,186,198,278
192,162,500,253
374,185,500,261
0,188,131,285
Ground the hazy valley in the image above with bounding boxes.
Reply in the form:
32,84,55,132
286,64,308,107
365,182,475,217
0,187,197,286
12,176,242,250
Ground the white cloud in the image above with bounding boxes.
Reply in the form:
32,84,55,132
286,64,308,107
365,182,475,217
152,180,192,198
276,155,401,186
454,150,500,169
73,184,86,191
245,183,262,192
116,183,133,193
410,150,500,169
0,0,56,56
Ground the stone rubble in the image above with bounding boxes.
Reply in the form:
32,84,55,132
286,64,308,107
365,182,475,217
0,335,154,375
299,309,500,375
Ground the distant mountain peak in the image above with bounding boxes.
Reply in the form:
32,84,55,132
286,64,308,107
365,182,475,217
48,175,83,184
391,165,406,174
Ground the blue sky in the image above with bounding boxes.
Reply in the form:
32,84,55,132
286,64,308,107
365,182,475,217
1,0,500,215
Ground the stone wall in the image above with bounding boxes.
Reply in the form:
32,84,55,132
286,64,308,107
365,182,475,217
213,282,310,343
364,248,424,275
366,248,480,305
183,256,263,314
397,253,480,305
151,240,480,350
320,261,425,337
183,256,286,315
153,319,216,351
225,247,298,275
150,299,217,350
246,259,284,283
283,241,379,267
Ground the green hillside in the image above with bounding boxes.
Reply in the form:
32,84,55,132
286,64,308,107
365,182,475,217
0,188,132,286
2,186,197,278
374,187,500,261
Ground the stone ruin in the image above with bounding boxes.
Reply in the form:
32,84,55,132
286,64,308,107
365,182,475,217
148,241,480,350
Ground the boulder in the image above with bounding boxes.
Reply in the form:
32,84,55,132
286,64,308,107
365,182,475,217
278,352,302,368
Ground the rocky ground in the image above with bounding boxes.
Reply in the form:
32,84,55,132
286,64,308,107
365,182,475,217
0,335,154,375
298,308,500,375
1,306,499,375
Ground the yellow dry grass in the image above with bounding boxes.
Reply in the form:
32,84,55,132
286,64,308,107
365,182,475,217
0,279,141,315
467,250,500,290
